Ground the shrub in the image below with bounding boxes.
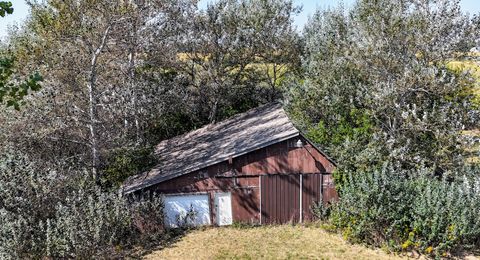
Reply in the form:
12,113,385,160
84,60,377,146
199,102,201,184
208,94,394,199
331,164,480,256
311,197,332,221
174,205,198,229
130,192,165,240
0,152,165,259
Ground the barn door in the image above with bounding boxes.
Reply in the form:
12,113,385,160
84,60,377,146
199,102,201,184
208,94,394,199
215,192,233,226
260,174,301,224
164,194,211,228
260,173,336,224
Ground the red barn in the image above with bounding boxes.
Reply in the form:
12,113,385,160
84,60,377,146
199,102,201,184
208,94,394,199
123,103,337,227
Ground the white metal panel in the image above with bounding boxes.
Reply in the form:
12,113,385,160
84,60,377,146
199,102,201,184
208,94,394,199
164,194,211,228
215,192,233,226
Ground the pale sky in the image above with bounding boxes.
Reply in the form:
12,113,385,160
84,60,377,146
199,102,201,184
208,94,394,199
1,0,480,39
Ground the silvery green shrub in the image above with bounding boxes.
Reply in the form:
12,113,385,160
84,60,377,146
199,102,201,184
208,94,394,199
289,0,480,254
0,152,165,259
287,0,480,187
331,163,480,256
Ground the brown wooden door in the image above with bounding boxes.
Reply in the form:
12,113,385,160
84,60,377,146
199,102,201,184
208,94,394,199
260,173,337,224
260,174,300,224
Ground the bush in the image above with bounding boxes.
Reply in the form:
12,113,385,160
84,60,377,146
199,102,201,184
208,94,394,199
0,152,165,259
331,164,480,256
311,200,332,222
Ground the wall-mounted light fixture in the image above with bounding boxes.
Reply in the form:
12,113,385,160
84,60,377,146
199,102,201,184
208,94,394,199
294,139,304,148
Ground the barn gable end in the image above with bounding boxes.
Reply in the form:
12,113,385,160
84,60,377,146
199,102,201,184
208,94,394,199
123,103,337,226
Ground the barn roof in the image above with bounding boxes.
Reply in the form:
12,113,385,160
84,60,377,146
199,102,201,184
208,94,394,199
123,103,303,193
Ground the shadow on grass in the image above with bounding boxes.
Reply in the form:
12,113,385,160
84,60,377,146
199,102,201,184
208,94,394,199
129,223,264,259
127,227,201,259
450,248,480,259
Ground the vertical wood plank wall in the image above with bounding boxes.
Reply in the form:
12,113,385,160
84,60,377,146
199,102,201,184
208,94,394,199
302,174,322,221
261,174,300,224
260,173,335,224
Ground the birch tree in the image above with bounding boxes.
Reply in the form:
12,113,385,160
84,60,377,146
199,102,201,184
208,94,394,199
8,0,131,180
87,25,112,180
0,0,197,181
0,0,300,185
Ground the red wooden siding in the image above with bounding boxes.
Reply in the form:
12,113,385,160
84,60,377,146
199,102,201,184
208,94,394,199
322,174,338,204
232,137,335,175
302,174,322,221
145,136,337,225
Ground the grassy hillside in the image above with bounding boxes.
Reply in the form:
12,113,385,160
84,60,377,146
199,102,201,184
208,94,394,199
144,226,406,260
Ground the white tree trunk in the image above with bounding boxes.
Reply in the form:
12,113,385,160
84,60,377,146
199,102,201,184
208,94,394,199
88,25,111,181
128,41,141,146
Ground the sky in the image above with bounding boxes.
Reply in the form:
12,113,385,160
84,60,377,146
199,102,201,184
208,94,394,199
1,0,480,39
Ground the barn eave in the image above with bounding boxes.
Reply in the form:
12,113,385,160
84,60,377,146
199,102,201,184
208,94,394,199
123,131,301,194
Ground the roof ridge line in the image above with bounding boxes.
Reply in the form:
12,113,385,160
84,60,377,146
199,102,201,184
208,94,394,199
155,102,283,149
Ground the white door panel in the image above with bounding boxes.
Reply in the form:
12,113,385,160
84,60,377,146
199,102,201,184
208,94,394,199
215,192,233,226
164,194,211,228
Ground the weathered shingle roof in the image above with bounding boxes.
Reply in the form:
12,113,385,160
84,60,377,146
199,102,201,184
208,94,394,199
123,103,299,193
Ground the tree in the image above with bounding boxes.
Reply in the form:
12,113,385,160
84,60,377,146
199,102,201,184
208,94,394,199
0,0,301,187
116,0,196,146
288,0,479,184
0,56,42,110
0,0,197,183
0,1,42,110
26,0,130,181
178,0,301,123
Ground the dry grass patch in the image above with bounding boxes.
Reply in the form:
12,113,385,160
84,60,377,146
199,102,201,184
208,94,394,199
144,225,406,260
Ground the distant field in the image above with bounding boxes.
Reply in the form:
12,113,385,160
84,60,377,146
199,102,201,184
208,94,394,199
465,129,480,164
144,225,406,260
448,59,480,104
449,58,480,164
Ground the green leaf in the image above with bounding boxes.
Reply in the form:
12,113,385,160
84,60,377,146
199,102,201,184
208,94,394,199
0,1,13,17
0,55,43,109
